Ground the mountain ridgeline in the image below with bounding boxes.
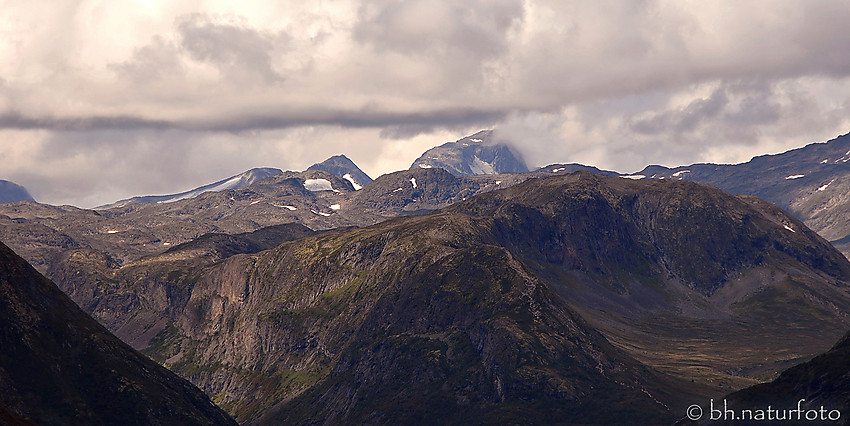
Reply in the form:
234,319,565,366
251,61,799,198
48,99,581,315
633,132,850,258
96,167,283,209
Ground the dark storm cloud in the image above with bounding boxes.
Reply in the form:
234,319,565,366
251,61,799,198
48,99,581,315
0,107,505,133
0,112,173,131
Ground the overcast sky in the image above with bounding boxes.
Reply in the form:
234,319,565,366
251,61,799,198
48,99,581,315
2,0,850,207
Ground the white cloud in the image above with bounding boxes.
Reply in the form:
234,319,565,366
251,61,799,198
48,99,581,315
1,0,850,206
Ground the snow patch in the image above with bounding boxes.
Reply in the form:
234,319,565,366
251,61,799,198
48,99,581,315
469,155,496,175
418,164,432,169
250,199,262,205
163,242,171,246
304,179,334,191
209,176,243,193
622,175,645,180
469,138,483,142
106,230,120,234
274,204,297,210
311,210,332,217
342,173,362,190
821,159,829,164
672,170,690,177
393,188,403,193
818,180,835,191
552,168,565,173
785,175,805,180
330,204,341,210
783,225,796,233
410,177,417,188
495,180,502,185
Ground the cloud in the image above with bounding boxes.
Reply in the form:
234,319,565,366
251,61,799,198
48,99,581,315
2,1,850,206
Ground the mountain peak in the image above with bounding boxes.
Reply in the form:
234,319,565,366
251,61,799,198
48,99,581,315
0,180,35,203
410,130,529,176
308,154,372,190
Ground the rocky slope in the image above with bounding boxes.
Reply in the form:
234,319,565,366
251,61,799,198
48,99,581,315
634,132,850,258
0,241,236,425
307,154,372,190
0,180,34,203
722,330,850,422
410,130,529,176
47,223,318,350
68,172,849,423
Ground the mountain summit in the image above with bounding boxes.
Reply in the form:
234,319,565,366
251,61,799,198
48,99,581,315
0,180,34,203
97,167,283,209
307,154,372,190
410,130,529,176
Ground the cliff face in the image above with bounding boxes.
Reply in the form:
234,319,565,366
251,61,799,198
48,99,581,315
0,241,236,426
165,208,693,424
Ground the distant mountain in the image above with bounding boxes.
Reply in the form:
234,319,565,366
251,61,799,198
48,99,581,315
308,154,372,190
0,241,236,425
535,163,622,177
410,130,529,176
633,132,850,257
0,180,34,203
97,167,283,209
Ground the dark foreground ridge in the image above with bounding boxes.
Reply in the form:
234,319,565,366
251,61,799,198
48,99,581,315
0,241,236,426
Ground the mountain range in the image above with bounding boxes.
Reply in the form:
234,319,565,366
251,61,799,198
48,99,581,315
10,171,850,423
4,131,850,423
